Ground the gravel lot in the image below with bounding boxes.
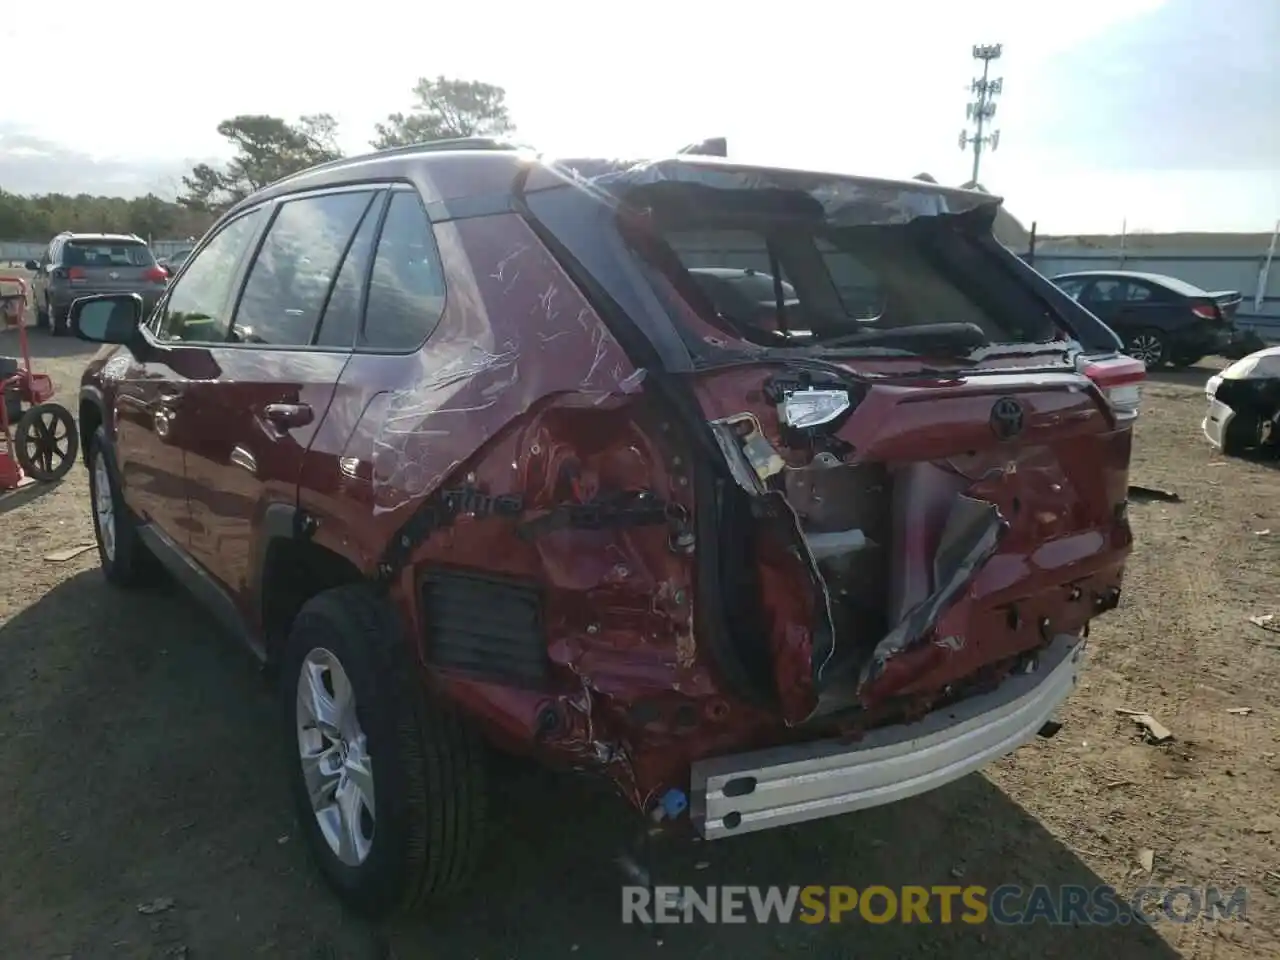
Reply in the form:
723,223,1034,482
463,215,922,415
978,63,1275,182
0,308,1276,959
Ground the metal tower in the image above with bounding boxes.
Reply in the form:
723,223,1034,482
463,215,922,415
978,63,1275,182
959,43,1003,185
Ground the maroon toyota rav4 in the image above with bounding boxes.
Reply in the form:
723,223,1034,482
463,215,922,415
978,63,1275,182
73,139,1144,917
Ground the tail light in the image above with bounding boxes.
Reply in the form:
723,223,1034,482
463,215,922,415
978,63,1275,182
67,267,87,281
1191,303,1219,321
143,266,168,283
1079,354,1145,421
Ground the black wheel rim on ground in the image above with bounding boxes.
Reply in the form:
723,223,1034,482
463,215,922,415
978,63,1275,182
15,403,79,482
1126,332,1165,367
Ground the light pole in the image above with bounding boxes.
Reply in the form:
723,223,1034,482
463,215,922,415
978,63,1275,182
959,43,1003,185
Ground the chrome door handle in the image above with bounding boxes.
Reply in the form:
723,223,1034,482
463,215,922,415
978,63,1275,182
262,402,313,432
230,445,257,475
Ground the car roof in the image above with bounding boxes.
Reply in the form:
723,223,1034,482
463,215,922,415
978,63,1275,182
59,232,147,244
1051,270,1208,297
227,137,1003,224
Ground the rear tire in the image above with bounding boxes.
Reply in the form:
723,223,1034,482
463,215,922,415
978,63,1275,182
87,427,160,587
35,300,49,329
1221,412,1260,458
50,304,68,337
282,585,487,918
1125,329,1168,368
1170,352,1204,369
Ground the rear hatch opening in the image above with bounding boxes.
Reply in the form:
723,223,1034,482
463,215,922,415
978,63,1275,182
581,160,1142,727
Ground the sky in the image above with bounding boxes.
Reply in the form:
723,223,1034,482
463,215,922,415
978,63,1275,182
1,0,1277,234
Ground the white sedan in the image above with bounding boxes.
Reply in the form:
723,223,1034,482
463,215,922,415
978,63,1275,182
1203,346,1280,455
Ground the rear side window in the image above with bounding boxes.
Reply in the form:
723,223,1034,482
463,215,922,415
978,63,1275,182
232,190,377,346
64,241,154,267
360,191,447,351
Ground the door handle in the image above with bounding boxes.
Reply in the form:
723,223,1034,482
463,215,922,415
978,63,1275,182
262,402,313,432
157,387,184,407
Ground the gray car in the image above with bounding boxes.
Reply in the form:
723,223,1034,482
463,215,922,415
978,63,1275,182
26,232,168,335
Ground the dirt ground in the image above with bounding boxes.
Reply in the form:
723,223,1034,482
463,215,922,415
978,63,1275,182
0,293,1277,958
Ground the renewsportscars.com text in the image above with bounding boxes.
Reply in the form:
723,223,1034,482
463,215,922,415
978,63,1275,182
621,884,1248,925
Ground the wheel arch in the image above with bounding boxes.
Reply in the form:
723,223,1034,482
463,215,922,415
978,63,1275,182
254,503,368,667
78,386,106,467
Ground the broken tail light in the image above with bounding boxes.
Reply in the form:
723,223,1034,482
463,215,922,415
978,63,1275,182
1079,355,1145,421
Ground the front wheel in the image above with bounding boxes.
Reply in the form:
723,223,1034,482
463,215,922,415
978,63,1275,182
1125,329,1168,368
86,427,160,586
282,585,488,918
15,403,79,482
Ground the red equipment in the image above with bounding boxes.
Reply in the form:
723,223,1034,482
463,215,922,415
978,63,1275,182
0,276,79,491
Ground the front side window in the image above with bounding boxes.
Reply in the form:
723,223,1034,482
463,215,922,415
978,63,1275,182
232,190,377,346
155,210,263,343
360,191,447,351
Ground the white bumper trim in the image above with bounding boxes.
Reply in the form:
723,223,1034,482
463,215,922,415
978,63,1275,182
691,634,1085,839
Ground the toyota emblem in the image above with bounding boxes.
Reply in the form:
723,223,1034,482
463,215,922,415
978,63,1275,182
989,397,1024,440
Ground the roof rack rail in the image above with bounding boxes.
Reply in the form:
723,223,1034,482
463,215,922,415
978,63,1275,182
274,136,525,186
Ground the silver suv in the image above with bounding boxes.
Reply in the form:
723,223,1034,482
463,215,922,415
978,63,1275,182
26,232,168,335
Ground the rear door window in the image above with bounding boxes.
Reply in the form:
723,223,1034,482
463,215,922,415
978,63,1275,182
1089,279,1130,303
232,190,378,347
360,190,447,352
314,192,385,348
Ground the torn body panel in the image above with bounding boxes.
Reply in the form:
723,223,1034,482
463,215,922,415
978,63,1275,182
310,211,779,808
690,361,1132,727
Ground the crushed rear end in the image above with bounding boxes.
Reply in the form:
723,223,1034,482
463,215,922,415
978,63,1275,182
517,157,1141,836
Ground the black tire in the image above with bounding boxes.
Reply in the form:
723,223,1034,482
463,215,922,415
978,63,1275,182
35,299,49,329
1221,413,1260,458
86,427,160,586
50,303,68,336
1125,328,1168,368
281,585,487,918
1170,352,1204,370
15,403,79,482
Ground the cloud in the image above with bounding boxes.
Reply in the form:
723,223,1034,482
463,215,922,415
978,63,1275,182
0,125,214,198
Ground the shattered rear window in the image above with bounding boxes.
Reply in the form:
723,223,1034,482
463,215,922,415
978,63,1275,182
581,159,1062,353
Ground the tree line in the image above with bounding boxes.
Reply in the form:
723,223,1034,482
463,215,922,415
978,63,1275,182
0,76,514,242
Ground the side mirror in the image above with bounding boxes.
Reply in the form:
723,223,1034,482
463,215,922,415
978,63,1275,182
23,259,39,271
72,294,143,344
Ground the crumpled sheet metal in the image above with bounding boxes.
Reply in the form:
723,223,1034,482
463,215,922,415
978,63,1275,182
574,157,998,227
368,216,642,515
859,494,1008,688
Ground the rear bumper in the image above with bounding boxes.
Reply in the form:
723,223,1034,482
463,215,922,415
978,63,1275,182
690,633,1085,839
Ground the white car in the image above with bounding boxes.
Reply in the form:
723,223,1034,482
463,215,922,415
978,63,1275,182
1203,346,1280,455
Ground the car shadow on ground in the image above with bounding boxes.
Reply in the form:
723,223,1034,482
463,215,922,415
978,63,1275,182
0,478,64,516
0,323,101,361
0,571,1184,960
1145,360,1223,388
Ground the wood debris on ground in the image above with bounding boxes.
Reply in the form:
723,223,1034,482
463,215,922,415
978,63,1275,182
1115,708,1174,744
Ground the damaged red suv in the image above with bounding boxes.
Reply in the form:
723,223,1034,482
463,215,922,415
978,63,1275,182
73,138,1144,916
